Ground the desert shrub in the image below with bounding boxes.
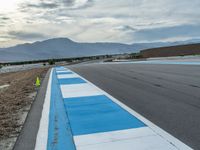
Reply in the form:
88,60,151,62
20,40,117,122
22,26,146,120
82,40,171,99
48,59,55,65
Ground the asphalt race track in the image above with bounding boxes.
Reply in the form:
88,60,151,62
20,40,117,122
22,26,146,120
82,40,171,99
69,63,200,149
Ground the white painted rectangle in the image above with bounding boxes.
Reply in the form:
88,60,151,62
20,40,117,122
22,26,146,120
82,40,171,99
56,70,71,73
75,134,178,150
74,127,155,146
57,74,79,79
60,83,103,98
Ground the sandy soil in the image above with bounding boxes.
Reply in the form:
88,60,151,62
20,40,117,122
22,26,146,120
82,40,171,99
0,67,49,150
0,63,48,74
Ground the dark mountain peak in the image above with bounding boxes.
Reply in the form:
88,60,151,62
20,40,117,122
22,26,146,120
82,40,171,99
32,37,76,45
46,37,75,42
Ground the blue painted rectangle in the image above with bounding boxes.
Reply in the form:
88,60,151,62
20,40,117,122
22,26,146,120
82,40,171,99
64,95,146,135
59,78,86,85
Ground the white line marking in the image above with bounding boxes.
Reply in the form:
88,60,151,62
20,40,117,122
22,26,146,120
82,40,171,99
60,83,103,98
68,68,192,150
34,69,53,150
74,127,155,146
57,74,79,79
56,70,71,73
75,130,178,150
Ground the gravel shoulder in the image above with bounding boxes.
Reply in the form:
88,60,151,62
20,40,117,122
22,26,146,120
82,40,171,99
0,67,49,150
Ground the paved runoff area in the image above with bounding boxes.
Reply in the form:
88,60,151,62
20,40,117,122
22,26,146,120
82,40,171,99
34,65,193,150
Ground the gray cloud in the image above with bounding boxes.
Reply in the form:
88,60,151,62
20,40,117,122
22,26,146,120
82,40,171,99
26,2,59,9
8,31,47,40
0,35,12,39
63,0,93,9
74,0,93,9
0,17,10,20
20,0,93,11
19,1,59,13
0,16,10,27
0,14,10,22
116,25,137,32
132,24,200,41
62,0,79,7
1,0,200,47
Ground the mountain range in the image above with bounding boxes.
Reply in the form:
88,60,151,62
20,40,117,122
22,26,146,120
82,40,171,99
0,37,200,62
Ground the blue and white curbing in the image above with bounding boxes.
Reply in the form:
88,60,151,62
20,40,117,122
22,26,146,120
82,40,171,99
35,66,193,150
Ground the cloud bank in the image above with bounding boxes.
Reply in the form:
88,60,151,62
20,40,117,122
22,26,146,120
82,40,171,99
0,0,200,47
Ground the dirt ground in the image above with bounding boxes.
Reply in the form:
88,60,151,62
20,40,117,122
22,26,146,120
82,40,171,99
0,67,49,150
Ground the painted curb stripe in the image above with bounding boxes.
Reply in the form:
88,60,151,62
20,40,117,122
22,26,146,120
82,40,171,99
55,67,68,71
56,70,71,74
74,127,155,146
75,132,178,150
47,69,76,150
59,78,86,85
74,127,179,150
64,95,146,135
35,68,76,150
60,84,103,98
57,74,79,79
57,72,74,75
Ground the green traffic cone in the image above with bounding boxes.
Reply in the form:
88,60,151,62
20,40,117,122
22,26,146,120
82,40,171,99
36,77,41,87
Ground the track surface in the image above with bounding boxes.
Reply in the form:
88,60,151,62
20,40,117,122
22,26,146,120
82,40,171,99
69,63,200,149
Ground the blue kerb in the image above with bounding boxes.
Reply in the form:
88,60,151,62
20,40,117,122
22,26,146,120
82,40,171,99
47,69,76,150
64,95,146,136
58,78,86,85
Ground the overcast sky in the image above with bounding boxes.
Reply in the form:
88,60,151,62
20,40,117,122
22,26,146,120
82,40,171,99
0,0,200,47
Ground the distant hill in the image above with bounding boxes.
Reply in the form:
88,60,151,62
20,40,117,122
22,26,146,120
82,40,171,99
141,43,200,58
0,37,200,62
